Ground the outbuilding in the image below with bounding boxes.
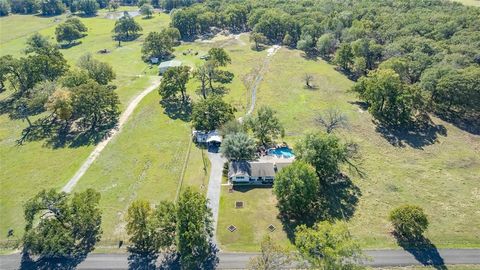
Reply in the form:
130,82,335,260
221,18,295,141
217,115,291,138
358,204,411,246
158,60,182,74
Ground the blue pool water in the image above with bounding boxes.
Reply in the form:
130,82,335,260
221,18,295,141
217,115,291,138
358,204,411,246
268,147,294,158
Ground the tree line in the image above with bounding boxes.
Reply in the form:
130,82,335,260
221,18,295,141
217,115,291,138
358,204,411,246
19,186,217,269
0,0,202,16
169,0,479,129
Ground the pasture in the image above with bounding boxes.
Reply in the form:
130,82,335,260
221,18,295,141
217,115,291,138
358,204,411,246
216,46,480,251
1,8,479,254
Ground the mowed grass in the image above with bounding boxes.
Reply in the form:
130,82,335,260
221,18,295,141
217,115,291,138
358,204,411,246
72,90,193,242
217,47,480,251
0,11,172,243
70,34,264,244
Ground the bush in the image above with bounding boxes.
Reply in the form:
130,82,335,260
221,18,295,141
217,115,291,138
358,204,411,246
389,204,428,239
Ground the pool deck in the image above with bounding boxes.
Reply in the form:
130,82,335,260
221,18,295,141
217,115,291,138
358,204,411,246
258,155,295,163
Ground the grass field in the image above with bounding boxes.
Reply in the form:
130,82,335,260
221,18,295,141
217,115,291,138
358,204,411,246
217,47,480,251
0,10,205,246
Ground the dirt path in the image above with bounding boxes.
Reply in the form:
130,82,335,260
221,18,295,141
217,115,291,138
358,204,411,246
61,77,161,193
240,45,280,121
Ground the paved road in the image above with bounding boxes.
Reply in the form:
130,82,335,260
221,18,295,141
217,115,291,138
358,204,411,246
61,77,161,193
1,249,479,269
206,151,226,242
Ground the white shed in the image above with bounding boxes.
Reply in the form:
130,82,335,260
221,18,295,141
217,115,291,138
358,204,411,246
158,60,182,74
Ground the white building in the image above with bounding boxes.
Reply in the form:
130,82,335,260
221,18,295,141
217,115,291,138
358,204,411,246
158,60,182,74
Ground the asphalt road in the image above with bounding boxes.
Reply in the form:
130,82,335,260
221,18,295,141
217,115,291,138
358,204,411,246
1,249,479,269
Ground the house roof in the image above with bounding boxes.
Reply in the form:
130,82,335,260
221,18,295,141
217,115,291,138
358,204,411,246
158,60,182,68
274,161,293,172
229,161,275,178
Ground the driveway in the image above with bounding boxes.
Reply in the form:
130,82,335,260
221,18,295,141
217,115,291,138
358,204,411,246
206,151,226,243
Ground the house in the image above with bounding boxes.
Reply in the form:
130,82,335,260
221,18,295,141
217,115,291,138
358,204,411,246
158,60,182,74
228,158,294,185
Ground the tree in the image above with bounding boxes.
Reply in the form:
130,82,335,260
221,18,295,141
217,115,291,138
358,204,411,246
177,187,217,269
126,200,158,256
246,106,284,146
248,235,291,270
250,32,267,51
77,0,98,15
40,0,65,16
273,161,320,221
303,73,314,89
45,88,73,122
71,81,120,130
10,0,39,14
282,33,293,47
334,43,353,71
139,3,153,18
60,69,91,87
220,132,256,161
316,33,337,58
219,119,245,137
113,12,142,46
108,0,119,10
3,38,68,95
192,96,235,132
158,66,190,103
24,32,51,54
23,189,102,260
77,53,116,85
141,29,177,61
193,64,209,99
55,18,87,45
0,0,10,16
295,221,365,270
208,47,231,67
353,57,367,77
315,108,348,133
297,35,315,55
294,132,353,180
389,205,429,239
352,68,424,126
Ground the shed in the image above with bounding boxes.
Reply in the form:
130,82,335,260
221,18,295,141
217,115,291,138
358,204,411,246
158,60,182,74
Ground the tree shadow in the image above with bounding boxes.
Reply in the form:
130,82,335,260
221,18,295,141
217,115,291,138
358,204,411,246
435,110,479,136
17,117,116,149
320,173,361,221
19,252,86,270
159,98,192,122
300,52,318,61
0,97,15,115
394,234,447,270
127,252,158,270
279,174,361,242
375,120,447,149
59,41,82,49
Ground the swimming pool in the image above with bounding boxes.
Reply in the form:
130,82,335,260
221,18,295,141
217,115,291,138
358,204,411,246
268,147,295,158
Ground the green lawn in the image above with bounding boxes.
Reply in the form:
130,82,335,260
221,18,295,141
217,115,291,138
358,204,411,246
217,47,480,251
0,11,174,245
